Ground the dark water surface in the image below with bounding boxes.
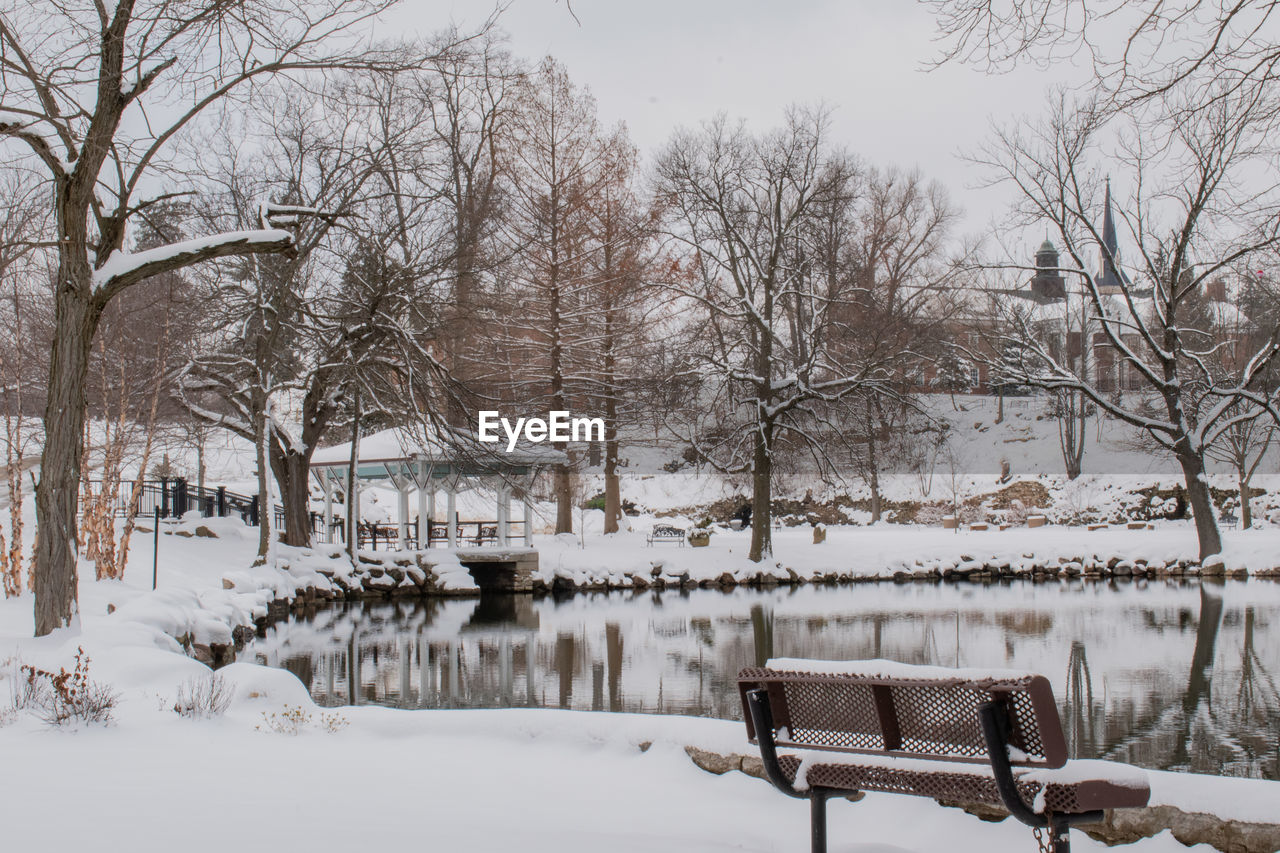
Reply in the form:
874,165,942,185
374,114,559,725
243,579,1280,779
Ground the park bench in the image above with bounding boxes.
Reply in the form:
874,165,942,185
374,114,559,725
738,659,1149,853
646,524,686,546
471,524,498,546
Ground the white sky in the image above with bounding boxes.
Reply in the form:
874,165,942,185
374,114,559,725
380,0,1091,250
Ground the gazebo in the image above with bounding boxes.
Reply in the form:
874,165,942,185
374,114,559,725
309,425,566,549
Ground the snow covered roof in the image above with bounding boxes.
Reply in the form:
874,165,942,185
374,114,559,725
1205,299,1251,330
1022,291,1155,327
311,425,566,475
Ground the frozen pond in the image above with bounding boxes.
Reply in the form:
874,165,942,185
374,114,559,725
243,579,1280,779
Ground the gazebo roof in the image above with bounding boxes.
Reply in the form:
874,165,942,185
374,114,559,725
310,425,566,485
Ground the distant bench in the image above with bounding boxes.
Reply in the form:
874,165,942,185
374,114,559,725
738,659,1150,853
646,524,686,547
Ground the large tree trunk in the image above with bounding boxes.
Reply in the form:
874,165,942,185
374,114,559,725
34,276,98,635
748,424,773,562
554,463,573,534
1175,445,1222,559
272,446,314,547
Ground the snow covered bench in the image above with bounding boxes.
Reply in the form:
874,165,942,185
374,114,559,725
646,524,686,547
738,659,1149,853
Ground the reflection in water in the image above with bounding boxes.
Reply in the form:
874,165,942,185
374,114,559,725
243,579,1280,779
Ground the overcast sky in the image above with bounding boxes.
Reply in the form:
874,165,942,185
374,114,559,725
380,1,1090,250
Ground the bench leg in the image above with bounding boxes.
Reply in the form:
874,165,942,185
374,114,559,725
1049,821,1072,853
810,789,831,853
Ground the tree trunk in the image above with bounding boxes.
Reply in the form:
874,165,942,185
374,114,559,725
865,407,882,524
272,446,314,547
253,403,273,563
346,392,361,561
1175,446,1222,559
603,416,620,534
748,424,773,562
604,442,620,534
34,276,98,635
196,432,206,494
554,463,573,534
1059,391,1085,480
1237,464,1252,530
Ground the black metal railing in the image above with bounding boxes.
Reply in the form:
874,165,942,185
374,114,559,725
83,478,259,525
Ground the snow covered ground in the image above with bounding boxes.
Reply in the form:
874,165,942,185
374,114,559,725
2,396,1280,852
0,658,1258,853
1,512,1279,851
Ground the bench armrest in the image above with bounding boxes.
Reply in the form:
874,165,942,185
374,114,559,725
978,701,1104,828
745,688,808,800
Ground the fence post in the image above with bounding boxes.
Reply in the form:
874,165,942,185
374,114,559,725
152,505,160,590
174,477,188,517
249,494,259,527
160,477,171,518
216,486,227,517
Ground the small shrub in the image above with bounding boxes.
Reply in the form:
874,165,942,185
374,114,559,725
18,647,118,727
172,674,231,719
319,711,348,734
256,704,311,736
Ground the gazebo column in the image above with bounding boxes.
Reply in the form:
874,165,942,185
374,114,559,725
416,486,429,549
523,493,534,546
397,486,411,550
446,487,458,548
497,487,510,547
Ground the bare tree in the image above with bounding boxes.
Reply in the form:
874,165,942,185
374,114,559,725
930,0,1280,112
975,91,1280,559
0,0,443,634
580,136,662,534
655,108,898,561
839,167,961,518
415,31,522,424
1206,403,1274,530
501,58,613,534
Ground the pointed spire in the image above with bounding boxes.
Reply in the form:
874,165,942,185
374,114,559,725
1098,177,1125,291
1101,177,1119,261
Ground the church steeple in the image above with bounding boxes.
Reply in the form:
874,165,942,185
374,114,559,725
1097,177,1127,293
